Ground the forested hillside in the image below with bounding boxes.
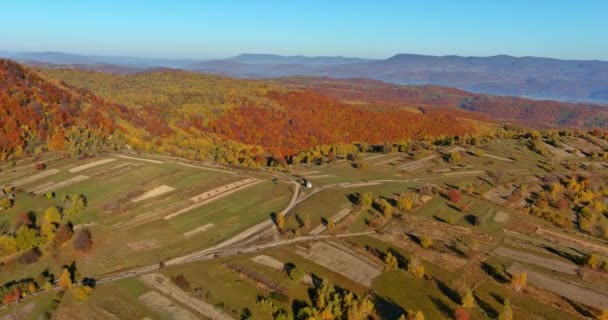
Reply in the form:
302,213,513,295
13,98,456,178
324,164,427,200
210,90,476,155
0,59,123,161
36,66,483,163
277,77,608,129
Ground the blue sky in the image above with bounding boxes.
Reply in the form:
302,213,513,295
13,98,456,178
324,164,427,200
1,0,606,60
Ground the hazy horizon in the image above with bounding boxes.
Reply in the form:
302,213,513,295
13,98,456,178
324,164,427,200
1,0,607,61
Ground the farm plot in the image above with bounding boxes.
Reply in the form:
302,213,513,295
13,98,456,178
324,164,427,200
304,174,336,179
543,142,582,160
7,168,59,188
33,175,90,194
535,228,608,256
397,155,438,171
508,265,608,310
175,161,235,174
138,291,198,320
168,180,291,245
165,178,261,220
251,255,284,270
483,153,515,162
183,223,214,238
251,254,313,284
567,137,603,154
493,211,510,223
114,154,164,164
373,155,405,166
494,247,579,275
309,208,352,235
377,220,470,270
296,241,382,287
68,158,116,173
140,273,234,320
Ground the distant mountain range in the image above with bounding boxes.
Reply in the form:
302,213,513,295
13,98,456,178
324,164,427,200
2,51,607,103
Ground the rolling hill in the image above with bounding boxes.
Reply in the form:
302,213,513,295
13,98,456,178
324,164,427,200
4,51,608,103
276,77,608,129
1,59,483,164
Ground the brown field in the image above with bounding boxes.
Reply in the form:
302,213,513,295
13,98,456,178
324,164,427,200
296,241,383,287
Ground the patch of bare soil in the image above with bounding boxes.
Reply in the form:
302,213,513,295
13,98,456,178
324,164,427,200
508,264,608,310
126,239,160,251
140,273,234,320
296,241,382,287
175,162,235,174
251,254,284,270
131,185,175,203
115,155,164,164
493,211,510,223
183,223,214,238
68,158,116,173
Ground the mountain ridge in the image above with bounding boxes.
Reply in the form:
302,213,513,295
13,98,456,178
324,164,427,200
2,50,608,103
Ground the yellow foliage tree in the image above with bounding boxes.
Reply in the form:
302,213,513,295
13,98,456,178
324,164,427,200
385,252,398,269
72,285,93,301
47,129,66,151
276,214,285,230
461,289,475,308
59,268,72,290
511,271,527,293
